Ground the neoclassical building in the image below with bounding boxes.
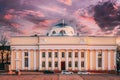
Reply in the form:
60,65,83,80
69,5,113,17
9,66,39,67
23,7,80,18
10,23,119,72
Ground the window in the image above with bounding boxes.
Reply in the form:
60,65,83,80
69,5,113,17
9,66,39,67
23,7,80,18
69,61,72,67
55,52,58,57
25,58,28,67
48,52,52,57
98,53,102,67
75,52,78,57
55,61,58,67
62,52,65,58
75,62,78,67
81,61,84,67
42,52,45,57
81,52,84,58
69,52,72,58
98,58,102,67
52,31,56,34
25,52,28,56
42,61,45,67
24,52,28,67
60,30,66,36
49,62,52,67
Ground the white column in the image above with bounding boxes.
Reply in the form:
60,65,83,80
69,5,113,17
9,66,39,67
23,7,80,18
58,50,61,70
72,50,75,70
52,50,55,70
28,50,31,70
15,50,19,70
85,50,88,70
11,50,13,70
90,50,93,70
96,50,98,70
114,50,116,66
78,50,81,70
39,51,42,70
45,50,48,70
66,50,68,70
108,50,111,70
34,50,36,70
102,50,105,70
22,50,24,70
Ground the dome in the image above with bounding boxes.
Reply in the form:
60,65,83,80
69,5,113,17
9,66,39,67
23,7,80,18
48,23,75,36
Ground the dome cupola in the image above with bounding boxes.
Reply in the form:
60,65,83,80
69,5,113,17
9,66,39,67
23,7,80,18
47,21,75,36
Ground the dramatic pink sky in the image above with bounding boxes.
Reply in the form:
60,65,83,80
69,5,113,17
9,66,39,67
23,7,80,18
0,0,120,37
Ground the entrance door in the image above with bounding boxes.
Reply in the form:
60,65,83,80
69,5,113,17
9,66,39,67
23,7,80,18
61,61,65,70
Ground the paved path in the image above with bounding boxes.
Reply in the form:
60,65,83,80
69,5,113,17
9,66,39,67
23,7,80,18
0,73,120,80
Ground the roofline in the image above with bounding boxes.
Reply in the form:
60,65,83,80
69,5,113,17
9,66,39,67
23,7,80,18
10,35,120,38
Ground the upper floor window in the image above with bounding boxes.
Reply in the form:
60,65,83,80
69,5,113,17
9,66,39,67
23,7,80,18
62,52,65,58
75,52,78,57
48,52,52,57
55,52,58,57
81,52,84,58
25,52,28,56
42,52,45,57
69,52,72,58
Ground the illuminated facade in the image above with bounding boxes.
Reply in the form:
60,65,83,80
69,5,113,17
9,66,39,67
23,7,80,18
10,23,118,72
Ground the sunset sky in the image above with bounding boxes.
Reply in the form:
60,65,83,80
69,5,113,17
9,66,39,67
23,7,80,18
0,0,120,37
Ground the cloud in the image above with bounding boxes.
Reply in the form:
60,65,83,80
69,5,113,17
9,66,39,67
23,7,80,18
73,9,102,36
38,5,67,15
57,0,72,6
93,0,120,31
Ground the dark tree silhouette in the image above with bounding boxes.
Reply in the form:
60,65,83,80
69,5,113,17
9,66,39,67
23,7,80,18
0,34,8,63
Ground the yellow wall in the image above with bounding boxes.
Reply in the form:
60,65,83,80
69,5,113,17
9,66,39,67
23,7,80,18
11,36,117,45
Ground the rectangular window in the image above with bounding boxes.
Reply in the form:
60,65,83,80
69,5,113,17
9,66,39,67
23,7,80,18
55,52,58,57
42,61,45,67
98,58,102,67
75,52,78,57
75,62,78,67
62,52,65,58
42,52,45,58
25,52,28,56
24,58,28,67
69,52,72,58
55,61,58,67
48,52,52,57
81,61,84,67
49,62,52,67
69,61,72,67
81,52,84,58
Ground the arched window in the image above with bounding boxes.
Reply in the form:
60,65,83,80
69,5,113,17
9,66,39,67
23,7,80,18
52,31,56,34
60,30,66,36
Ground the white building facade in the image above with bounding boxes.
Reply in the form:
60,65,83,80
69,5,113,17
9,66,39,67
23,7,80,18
10,23,118,72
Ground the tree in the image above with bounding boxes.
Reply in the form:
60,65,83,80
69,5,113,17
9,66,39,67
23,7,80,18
0,34,8,63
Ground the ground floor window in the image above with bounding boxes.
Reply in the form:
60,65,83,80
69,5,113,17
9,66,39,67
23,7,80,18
81,61,84,67
42,61,45,67
98,53,102,67
49,62,52,67
75,61,78,67
68,61,72,67
98,58,102,67
55,61,58,67
24,58,28,67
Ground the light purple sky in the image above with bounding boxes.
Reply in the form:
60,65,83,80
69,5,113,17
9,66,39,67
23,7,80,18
0,0,120,37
